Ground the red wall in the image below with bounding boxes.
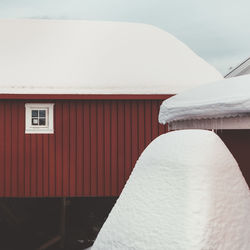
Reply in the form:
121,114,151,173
0,99,168,197
217,130,250,188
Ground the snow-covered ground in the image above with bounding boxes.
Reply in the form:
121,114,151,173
91,130,250,250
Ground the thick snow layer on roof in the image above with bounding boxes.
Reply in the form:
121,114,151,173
92,130,250,250
159,75,250,124
0,19,222,95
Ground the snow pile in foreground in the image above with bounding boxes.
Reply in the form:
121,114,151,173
159,75,250,124
92,130,250,250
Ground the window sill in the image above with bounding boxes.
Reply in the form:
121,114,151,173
25,129,54,134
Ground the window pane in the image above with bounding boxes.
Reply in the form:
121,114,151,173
39,118,46,126
32,110,38,117
39,110,46,117
32,118,39,125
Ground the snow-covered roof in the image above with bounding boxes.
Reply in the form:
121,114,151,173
225,57,250,78
92,130,250,249
159,75,250,124
0,19,222,95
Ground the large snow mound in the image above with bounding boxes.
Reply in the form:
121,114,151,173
92,130,250,250
159,75,250,124
0,19,222,94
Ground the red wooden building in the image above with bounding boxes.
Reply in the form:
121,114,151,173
0,19,222,198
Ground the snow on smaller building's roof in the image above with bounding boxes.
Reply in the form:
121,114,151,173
92,130,250,250
0,19,222,95
159,75,250,125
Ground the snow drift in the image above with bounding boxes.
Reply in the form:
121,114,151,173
92,130,250,250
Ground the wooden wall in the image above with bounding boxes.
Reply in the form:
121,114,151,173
217,130,250,188
0,99,168,197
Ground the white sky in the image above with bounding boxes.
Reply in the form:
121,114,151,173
0,0,249,75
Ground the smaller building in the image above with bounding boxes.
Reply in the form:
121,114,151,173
159,75,250,187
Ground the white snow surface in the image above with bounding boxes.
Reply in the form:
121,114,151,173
0,19,222,95
92,130,250,250
159,75,250,124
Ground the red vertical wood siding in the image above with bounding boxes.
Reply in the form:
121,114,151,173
104,102,111,196
5,103,11,197
217,130,250,188
0,102,4,196
83,102,91,196
76,102,83,196
55,102,63,196
18,104,25,196
97,102,104,196
0,98,169,197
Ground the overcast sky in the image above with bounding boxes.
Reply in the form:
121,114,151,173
0,0,249,75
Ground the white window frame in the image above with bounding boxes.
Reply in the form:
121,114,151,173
25,103,54,134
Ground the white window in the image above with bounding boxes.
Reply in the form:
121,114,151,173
25,103,54,134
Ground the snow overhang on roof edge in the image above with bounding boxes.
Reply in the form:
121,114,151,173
168,115,250,130
158,75,250,125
